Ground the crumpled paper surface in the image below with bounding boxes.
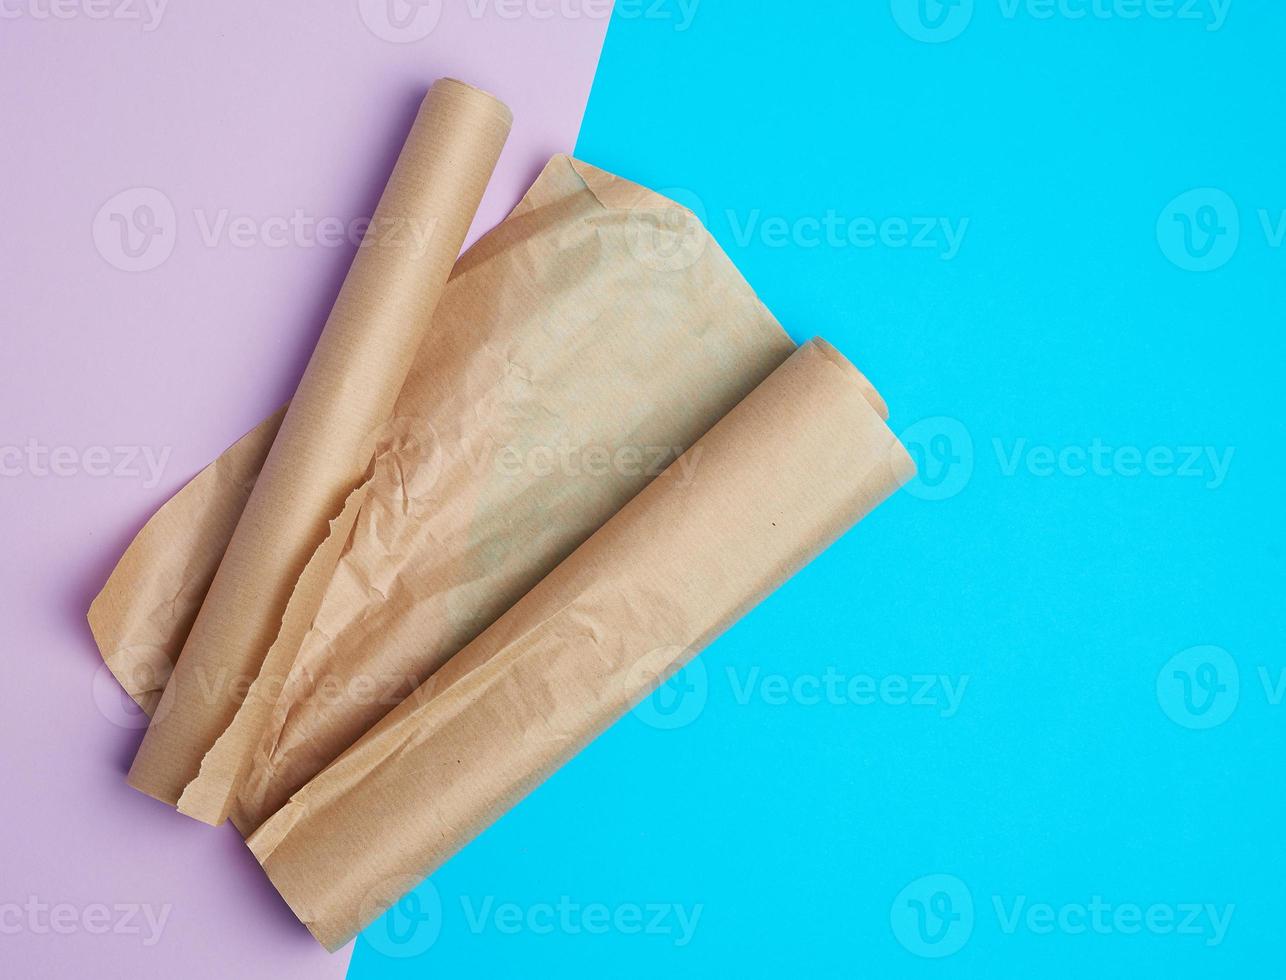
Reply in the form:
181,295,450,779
89,129,914,952
92,150,799,831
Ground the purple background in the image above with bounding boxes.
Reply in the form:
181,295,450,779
0,3,609,975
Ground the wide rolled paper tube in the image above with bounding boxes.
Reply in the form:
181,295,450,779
127,79,513,820
245,338,916,951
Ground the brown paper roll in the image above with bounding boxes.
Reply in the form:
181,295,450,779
245,338,915,951
95,156,798,833
126,79,513,819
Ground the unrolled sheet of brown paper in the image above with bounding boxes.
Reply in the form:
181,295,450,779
91,154,802,829
88,132,916,952
245,338,914,951
124,79,513,818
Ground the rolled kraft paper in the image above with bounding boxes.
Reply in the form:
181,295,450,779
126,79,513,818
245,339,915,951
93,155,797,833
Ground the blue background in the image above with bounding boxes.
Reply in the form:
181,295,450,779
350,2,1284,975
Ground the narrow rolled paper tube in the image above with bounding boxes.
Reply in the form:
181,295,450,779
127,79,513,820
245,338,916,951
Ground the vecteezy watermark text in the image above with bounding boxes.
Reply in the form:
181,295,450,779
892,873,1233,958
0,897,172,947
461,896,702,945
1,440,170,488
727,667,969,718
92,187,441,273
0,0,169,31
361,879,703,958
357,0,699,44
996,0,1230,30
630,661,971,731
892,0,1231,44
992,895,1233,946
483,438,700,485
726,210,969,260
899,416,1236,502
994,438,1234,489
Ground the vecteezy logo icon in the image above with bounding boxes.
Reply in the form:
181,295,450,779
900,416,974,501
359,877,443,958
361,415,445,514
891,873,974,958
1157,188,1240,272
1157,645,1240,730
92,187,176,272
624,188,709,274
357,0,443,42
891,0,974,43
91,648,174,728
91,662,153,730
628,648,708,731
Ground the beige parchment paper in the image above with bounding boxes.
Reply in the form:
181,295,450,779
92,152,803,830
89,128,917,952
244,338,915,951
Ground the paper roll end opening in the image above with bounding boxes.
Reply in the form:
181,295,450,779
804,337,891,421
